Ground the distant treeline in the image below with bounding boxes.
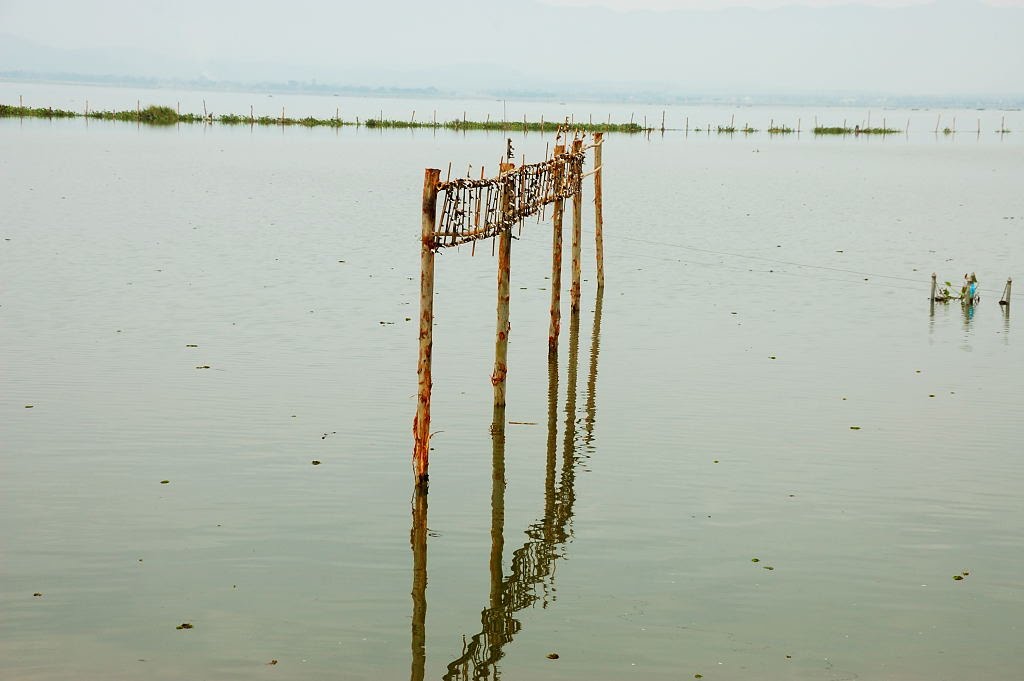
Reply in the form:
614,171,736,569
0,103,644,133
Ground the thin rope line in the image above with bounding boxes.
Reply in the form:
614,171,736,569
609,234,1005,294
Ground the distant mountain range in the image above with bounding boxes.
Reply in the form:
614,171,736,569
2,31,1021,109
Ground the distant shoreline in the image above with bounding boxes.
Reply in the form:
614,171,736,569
3,72,1023,111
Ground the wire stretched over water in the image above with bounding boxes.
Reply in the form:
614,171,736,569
607,234,1006,295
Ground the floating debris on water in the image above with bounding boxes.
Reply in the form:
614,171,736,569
160,480,169,484
33,592,43,597
176,623,193,630
311,460,321,466
267,659,279,666
850,426,861,430
195,365,210,369
546,653,560,660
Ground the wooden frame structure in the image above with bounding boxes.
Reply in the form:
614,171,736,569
414,131,605,487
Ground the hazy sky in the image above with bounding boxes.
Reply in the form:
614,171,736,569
1,0,1022,95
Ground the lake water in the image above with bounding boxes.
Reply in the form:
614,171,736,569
2,84,1023,680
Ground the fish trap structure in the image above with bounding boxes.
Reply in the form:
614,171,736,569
414,130,606,487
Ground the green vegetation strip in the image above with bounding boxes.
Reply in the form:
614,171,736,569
813,126,901,135
0,103,644,133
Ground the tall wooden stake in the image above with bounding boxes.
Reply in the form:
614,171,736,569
549,145,566,353
414,168,441,486
492,163,516,410
593,132,605,289
570,139,584,313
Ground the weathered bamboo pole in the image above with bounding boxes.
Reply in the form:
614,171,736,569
548,145,567,353
413,168,441,486
492,162,516,410
930,272,937,302
410,486,428,681
1001,277,1012,306
570,140,584,313
593,132,605,289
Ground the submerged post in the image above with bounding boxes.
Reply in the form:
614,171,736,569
1001,277,1012,307
413,168,441,487
492,162,516,410
570,139,584,313
593,132,605,289
549,145,566,353
930,272,937,316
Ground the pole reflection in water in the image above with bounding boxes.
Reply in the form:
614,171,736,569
411,487,429,681
440,292,602,681
584,290,603,450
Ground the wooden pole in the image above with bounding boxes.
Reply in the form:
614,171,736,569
413,168,441,486
593,132,605,289
661,110,666,132
935,114,940,134
410,486,428,681
570,139,584,313
1001,277,1012,306
930,272,937,302
492,163,516,410
549,145,566,353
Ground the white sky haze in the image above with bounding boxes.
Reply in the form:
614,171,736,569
1,0,1021,97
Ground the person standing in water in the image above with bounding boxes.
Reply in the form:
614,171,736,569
964,273,979,305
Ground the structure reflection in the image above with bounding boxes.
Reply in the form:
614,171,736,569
411,487,428,681
421,291,602,681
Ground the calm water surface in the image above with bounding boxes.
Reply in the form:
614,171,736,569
2,97,1023,681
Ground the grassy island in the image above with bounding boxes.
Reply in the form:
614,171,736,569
0,103,645,133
